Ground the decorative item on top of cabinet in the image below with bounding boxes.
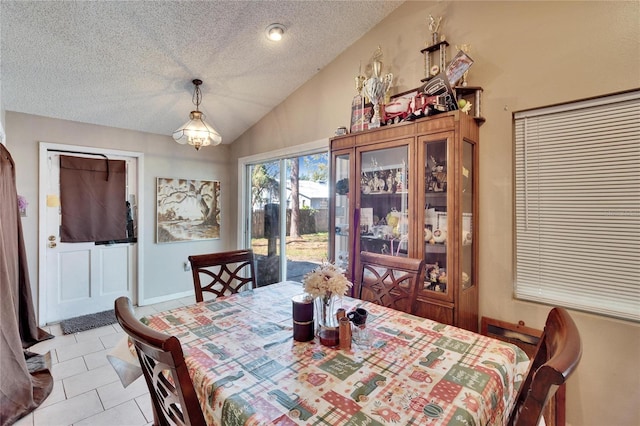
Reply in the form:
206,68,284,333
454,44,472,87
363,46,394,129
446,49,474,88
455,86,485,123
335,126,348,136
418,17,485,124
422,15,448,81
428,14,443,45
329,111,480,332
350,63,371,134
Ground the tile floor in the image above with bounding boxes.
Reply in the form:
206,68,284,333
16,295,196,426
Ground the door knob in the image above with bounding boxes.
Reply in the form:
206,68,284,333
48,235,57,248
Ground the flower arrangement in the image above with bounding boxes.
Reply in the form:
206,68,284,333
304,262,353,345
17,195,28,215
303,262,352,300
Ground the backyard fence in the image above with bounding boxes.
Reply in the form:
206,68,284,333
251,208,328,238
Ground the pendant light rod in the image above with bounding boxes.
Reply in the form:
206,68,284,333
192,79,203,110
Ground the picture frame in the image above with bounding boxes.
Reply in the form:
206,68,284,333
462,212,472,234
360,207,374,233
446,50,474,87
433,212,471,233
156,177,221,243
436,211,448,231
462,212,473,245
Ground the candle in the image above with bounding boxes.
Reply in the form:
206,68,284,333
292,294,314,322
292,294,314,342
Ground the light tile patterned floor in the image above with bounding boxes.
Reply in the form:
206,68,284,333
15,295,195,426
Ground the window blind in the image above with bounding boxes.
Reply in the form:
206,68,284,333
514,90,640,322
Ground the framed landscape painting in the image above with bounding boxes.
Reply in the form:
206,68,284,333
156,177,221,243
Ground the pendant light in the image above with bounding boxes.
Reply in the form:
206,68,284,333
172,79,222,150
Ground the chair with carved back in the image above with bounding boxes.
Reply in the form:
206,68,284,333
114,297,205,426
188,249,256,303
356,251,425,314
508,307,582,426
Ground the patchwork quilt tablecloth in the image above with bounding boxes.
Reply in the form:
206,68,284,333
143,281,529,426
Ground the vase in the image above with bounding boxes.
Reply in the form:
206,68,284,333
315,293,339,347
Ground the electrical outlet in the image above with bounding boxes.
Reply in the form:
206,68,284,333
183,261,191,272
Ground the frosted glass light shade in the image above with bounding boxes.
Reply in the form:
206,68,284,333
172,110,222,150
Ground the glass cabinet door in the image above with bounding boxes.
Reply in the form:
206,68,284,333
461,140,475,290
333,153,351,271
423,138,449,296
358,145,410,257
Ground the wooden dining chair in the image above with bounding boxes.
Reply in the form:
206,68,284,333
508,307,582,426
188,249,256,303
356,251,425,313
114,297,206,426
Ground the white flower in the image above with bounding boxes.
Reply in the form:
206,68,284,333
303,262,352,299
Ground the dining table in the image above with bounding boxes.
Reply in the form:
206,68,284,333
118,281,530,426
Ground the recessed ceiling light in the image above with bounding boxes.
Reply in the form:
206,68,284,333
265,23,285,41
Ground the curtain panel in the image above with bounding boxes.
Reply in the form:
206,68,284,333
0,144,53,425
59,155,126,242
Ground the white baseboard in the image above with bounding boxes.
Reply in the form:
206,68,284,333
139,289,194,306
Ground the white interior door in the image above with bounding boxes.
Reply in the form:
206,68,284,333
42,149,138,324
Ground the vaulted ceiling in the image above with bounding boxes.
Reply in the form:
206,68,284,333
1,1,403,143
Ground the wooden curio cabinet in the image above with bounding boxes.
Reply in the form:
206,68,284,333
329,111,480,331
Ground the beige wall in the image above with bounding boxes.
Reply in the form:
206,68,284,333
6,112,234,303
230,1,640,425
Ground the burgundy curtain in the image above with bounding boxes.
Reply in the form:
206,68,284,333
0,144,53,425
59,155,126,242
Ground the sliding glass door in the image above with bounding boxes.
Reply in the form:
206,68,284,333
246,152,328,286
248,160,281,286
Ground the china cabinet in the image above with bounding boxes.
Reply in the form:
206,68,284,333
329,111,479,331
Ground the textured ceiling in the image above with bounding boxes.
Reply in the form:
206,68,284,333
1,1,402,144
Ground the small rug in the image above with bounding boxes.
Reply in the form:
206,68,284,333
60,309,117,334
